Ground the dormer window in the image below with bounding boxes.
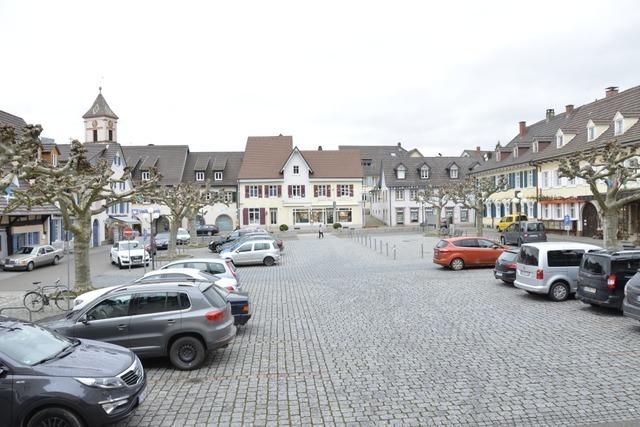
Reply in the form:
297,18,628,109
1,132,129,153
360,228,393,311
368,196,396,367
195,171,205,181
293,165,300,175
420,166,429,179
397,165,406,180
587,125,596,142
556,134,564,148
615,118,624,136
450,165,459,179
496,150,501,162
113,154,121,166
532,141,539,153
214,171,223,181
513,146,519,158
141,171,150,181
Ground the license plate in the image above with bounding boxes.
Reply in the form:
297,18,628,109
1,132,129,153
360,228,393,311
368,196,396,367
583,286,597,294
138,389,146,404
519,270,531,277
495,271,502,277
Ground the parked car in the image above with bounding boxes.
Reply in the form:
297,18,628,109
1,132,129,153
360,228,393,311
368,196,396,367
208,228,269,252
221,239,281,266
135,268,239,292
514,242,602,301
176,228,191,245
2,244,64,271
154,232,170,250
500,221,547,246
218,234,284,253
39,281,236,370
196,224,219,236
622,272,640,321
494,249,518,284
496,214,528,232
432,237,506,270
576,249,640,309
110,241,150,268
0,317,146,427
160,257,239,287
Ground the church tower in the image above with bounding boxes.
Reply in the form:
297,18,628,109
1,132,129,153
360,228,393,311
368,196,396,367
82,87,119,143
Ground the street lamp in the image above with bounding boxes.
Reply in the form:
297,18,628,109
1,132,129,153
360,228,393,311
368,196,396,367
147,207,155,269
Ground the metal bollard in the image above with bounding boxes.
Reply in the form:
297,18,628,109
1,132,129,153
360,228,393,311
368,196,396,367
380,241,383,254
393,245,397,260
421,243,424,259
386,242,389,257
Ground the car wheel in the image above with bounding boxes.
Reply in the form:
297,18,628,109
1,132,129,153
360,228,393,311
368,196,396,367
449,258,465,271
52,255,60,265
549,281,570,302
169,336,206,370
26,407,84,427
500,237,506,245
118,259,124,269
26,262,34,271
263,256,275,266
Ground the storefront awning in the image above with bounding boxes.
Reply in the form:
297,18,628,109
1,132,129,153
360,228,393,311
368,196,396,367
108,215,141,225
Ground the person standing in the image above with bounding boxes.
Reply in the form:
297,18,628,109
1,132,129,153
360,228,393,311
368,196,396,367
319,223,325,239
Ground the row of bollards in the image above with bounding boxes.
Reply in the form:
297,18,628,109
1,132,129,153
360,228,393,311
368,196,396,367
350,229,427,261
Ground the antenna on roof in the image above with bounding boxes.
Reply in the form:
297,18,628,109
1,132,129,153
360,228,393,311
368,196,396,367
438,153,442,156
99,75,104,94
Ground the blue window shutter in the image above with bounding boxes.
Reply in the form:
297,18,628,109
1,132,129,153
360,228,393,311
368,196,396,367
533,170,538,186
533,203,538,217
520,171,525,188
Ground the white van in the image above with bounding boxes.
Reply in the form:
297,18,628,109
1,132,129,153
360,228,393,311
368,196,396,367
514,242,602,301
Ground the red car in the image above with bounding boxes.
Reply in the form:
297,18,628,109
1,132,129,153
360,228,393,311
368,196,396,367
433,237,506,270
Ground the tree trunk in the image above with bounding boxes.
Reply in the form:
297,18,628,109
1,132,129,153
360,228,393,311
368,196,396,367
73,212,93,293
475,200,484,237
188,215,198,246
167,217,181,257
602,208,619,251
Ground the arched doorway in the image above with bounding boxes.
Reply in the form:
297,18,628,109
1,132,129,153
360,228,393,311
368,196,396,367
215,214,233,232
582,203,599,237
92,219,99,247
154,215,170,234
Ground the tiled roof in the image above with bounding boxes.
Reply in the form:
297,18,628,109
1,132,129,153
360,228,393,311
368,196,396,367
381,156,479,188
473,85,640,173
301,149,363,179
193,156,211,171
338,144,411,178
182,151,243,186
40,137,57,153
121,145,189,185
238,136,294,179
82,92,119,119
57,142,124,167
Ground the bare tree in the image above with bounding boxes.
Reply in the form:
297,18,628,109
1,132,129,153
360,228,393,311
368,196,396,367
451,175,506,236
148,184,223,256
414,183,456,229
559,138,640,250
5,134,158,292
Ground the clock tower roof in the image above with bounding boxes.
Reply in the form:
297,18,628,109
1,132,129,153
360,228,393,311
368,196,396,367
82,89,119,119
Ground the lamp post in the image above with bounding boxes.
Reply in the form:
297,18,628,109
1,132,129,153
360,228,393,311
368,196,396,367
147,207,155,269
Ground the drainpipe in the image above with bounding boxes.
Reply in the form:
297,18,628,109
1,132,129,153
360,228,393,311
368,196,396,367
388,187,393,226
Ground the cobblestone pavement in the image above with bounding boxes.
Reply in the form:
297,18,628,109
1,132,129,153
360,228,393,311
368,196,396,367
56,233,640,425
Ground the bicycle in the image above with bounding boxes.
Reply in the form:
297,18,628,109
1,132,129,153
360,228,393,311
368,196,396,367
23,279,78,312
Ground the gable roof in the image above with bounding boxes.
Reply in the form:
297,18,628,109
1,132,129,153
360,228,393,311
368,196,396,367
57,142,124,167
122,145,189,185
300,149,362,179
338,144,411,178
279,147,313,174
238,136,294,179
82,92,119,119
380,156,478,188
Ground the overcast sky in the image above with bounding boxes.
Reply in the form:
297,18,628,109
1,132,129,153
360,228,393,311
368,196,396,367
1,1,639,156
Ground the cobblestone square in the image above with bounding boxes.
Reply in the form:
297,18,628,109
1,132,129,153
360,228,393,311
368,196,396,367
113,233,640,426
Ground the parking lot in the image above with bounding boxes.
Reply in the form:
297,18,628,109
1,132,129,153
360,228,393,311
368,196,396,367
88,232,640,426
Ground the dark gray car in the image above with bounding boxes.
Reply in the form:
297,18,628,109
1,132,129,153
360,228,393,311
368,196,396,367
500,221,547,246
0,317,146,427
40,282,235,370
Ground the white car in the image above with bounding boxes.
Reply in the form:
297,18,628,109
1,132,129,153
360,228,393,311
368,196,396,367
73,286,117,311
110,240,150,268
135,268,239,292
176,228,191,244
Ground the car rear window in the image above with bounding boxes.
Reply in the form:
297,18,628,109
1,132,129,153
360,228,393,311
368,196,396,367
435,240,449,249
499,251,518,262
612,258,640,275
527,223,544,232
202,285,227,309
518,246,539,266
581,255,608,274
548,250,584,267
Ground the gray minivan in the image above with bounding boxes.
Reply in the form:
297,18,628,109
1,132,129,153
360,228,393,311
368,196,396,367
500,221,547,246
514,242,602,301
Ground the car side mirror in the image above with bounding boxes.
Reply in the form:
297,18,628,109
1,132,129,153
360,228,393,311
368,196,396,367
79,315,89,325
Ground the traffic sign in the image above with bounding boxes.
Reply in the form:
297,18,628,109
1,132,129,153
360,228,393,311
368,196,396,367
123,227,134,239
563,215,571,225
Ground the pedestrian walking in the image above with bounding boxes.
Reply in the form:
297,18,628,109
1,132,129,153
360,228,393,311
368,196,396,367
319,223,325,239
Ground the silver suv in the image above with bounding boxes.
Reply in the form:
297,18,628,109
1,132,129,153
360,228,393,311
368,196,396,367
39,282,236,370
220,239,281,266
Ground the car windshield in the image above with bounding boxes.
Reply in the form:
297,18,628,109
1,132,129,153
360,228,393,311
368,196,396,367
119,242,140,250
178,228,188,234
0,322,73,366
16,246,35,255
517,246,539,266
156,233,169,239
581,255,608,274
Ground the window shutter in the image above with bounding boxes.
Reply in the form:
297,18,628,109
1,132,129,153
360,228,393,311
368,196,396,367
533,203,538,218
327,185,331,197
242,208,248,225
277,185,282,197
533,170,538,186
523,171,528,188
259,208,266,225
349,184,354,197
258,186,263,198
245,186,249,198
232,192,237,203
288,185,292,197
264,185,269,198
314,185,318,197
520,171,524,188
301,185,306,197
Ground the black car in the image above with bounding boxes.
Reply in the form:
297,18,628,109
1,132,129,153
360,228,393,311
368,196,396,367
154,232,169,250
197,224,219,236
208,228,267,252
219,289,252,325
0,317,146,427
576,249,640,309
494,250,518,284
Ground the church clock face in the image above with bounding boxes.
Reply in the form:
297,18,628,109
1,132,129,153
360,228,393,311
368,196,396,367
91,120,98,128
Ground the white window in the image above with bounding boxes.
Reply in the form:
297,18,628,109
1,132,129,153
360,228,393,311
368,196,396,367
249,185,259,198
291,185,302,198
113,154,121,166
556,135,564,148
52,153,58,167
532,141,539,153
293,165,299,175
248,208,260,225
268,185,278,197
397,165,406,180
527,171,533,187
409,189,417,200
317,185,328,197
450,165,459,179
544,205,550,218
141,171,150,181
395,189,404,201
214,171,223,181
513,147,518,158
420,166,429,179
552,171,559,187
541,171,549,188
555,204,562,219
119,181,125,190
195,171,205,181
615,119,624,136
338,185,351,197
570,203,576,219
224,192,234,203
588,126,596,142
515,173,521,188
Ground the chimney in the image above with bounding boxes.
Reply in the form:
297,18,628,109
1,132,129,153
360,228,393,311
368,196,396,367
565,104,574,114
546,109,555,121
476,146,481,153
397,142,402,148
317,145,322,151
519,121,526,137
606,86,619,98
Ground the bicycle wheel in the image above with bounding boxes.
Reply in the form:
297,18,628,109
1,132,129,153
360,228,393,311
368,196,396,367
54,290,78,311
23,291,45,312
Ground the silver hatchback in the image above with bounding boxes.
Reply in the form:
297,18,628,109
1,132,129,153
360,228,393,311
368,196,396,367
221,239,281,266
160,257,240,287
